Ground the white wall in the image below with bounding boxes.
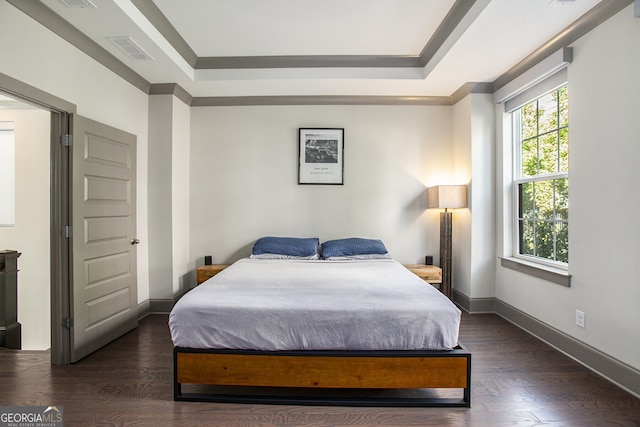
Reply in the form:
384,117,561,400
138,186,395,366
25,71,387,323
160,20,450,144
190,105,453,269
0,2,150,305
452,96,473,296
495,5,640,371
148,96,173,300
470,94,496,299
171,98,191,296
453,93,496,300
148,95,191,300
0,108,51,350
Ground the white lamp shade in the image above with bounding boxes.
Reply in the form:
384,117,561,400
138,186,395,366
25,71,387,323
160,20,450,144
427,185,467,209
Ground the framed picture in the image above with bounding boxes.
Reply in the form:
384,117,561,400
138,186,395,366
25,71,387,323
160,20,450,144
298,128,344,185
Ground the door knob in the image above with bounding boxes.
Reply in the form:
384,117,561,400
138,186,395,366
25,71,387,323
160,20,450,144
130,238,140,245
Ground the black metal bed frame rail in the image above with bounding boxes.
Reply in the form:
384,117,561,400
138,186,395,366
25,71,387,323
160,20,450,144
173,346,471,408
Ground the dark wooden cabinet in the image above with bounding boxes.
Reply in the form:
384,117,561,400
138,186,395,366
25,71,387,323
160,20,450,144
0,250,21,349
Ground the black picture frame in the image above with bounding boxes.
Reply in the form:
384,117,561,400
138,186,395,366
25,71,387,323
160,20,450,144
298,128,344,185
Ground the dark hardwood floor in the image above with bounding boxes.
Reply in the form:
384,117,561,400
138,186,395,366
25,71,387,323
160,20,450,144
1,312,639,426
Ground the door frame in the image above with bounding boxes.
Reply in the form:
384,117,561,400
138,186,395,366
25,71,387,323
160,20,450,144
1,72,75,364
50,109,72,364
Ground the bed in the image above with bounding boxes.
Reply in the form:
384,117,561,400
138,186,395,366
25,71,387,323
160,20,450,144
170,237,471,407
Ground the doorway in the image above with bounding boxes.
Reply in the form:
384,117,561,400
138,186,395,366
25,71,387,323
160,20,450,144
0,93,52,351
0,75,139,364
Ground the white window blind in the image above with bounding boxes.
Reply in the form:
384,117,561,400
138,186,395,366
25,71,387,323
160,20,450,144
505,68,568,113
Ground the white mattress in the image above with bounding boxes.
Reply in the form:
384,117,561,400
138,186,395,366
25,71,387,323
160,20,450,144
169,258,461,351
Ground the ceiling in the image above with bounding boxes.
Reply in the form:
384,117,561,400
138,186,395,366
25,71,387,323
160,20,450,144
17,0,610,100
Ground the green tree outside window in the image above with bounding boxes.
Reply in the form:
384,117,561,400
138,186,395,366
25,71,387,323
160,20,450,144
515,86,568,264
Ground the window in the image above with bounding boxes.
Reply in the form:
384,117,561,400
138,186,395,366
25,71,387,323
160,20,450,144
0,122,15,227
513,86,568,266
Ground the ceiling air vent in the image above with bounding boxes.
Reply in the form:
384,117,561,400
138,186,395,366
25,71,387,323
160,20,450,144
58,0,97,8
107,36,154,61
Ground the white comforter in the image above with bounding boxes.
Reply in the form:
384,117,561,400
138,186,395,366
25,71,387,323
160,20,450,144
169,258,461,351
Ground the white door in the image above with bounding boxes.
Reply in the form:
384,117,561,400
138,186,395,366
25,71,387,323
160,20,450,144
70,115,138,362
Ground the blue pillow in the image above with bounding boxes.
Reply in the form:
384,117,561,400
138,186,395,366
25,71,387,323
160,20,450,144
251,236,320,259
321,238,389,259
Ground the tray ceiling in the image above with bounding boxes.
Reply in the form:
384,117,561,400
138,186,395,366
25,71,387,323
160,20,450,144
29,0,607,98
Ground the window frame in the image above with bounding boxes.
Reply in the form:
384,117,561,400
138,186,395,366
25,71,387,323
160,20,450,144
510,85,569,271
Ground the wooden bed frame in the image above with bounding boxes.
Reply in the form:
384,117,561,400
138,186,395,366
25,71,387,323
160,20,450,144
174,345,471,407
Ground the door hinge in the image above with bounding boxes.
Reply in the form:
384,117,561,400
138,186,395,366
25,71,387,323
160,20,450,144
63,225,71,238
63,317,74,329
61,134,72,147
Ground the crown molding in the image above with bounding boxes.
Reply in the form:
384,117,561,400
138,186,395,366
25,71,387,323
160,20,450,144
190,95,452,107
130,0,197,67
149,83,193,106
450,82,494,105
493,0,633,91
196,55,420,70
189,82,494,107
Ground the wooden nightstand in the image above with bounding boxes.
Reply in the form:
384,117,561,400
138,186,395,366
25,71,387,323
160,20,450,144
403,264,443,289
196,264,230,284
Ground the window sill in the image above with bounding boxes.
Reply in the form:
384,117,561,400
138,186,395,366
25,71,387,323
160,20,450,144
499,257,571,287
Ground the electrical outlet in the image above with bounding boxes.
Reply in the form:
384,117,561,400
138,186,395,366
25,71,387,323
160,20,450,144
575,310,585,328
